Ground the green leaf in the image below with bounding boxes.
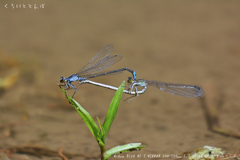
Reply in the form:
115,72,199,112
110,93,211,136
58,84,101,143
105,143,146,159
97,117,105,139
102,81,124,144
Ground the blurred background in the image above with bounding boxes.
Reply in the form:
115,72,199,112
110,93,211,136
0,1,239,159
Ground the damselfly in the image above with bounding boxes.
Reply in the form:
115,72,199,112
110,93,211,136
60,44,137,98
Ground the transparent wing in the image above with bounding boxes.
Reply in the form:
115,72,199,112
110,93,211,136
78,55,122,78
145,80,204,98
76,44,114,75
81,70,123,79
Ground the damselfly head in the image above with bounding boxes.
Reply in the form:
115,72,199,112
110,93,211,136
127,77,133,83
60,77,65,83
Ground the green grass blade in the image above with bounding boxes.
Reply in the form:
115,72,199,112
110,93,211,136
102,81,124,144
97,117,105,139
105,143,146,159
58,85,100,142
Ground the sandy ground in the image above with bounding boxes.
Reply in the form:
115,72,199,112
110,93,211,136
0,1,240,160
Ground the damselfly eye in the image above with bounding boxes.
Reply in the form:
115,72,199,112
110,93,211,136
60,77,65,83
127,77,133,83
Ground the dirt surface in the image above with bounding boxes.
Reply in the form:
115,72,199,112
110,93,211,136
0,1,240,160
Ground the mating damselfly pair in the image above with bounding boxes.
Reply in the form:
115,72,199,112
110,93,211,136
60,44,204,102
